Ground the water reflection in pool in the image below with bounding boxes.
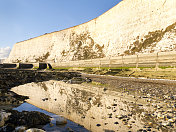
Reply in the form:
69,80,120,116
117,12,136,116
11,80,157,132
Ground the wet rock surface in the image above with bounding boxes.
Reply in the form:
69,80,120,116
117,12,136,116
0,110,50,132
0,91,28,107
0,69,81,89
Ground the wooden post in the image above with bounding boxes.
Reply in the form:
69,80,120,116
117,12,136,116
109,56,111,70
91,58,93,68
136,54,139,71
155,52,159,71
99,59,101,69
122,55,124,71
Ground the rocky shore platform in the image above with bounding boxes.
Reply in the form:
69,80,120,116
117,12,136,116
81,73,176,132
0,69,82,132
1,68,176,131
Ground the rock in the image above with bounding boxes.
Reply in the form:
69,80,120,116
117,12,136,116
0,123,15,132
148,122,152,125
0,89,4,95
112,104,117,106
137,129,143,132
117,115,127,119
56,116,67,125
0,111,11,127
6,110,50,128
114,122,119,124
25,128,46,132
107,106,111,109
128,113,132,116
61,77,69,83
141,112,146,117
170,95,176,100
131,121,135,123
15,126,27,132
127,124,132,129
122,121,128,125
147,128,151,131
49,123,54,127
103,88,108,92
67,127,74,132
168,119,175,123
96,124,101,127
85,77,92,83
67,77,85,84
108,113,112,118
161,121,170,126
157,113,165,119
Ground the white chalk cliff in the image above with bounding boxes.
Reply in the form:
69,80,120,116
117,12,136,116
7,0,176,63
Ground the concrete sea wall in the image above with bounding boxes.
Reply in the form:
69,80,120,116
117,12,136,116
7,0,176,63
0,59,5,64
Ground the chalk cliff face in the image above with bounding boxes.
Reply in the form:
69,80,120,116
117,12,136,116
7,0,176,63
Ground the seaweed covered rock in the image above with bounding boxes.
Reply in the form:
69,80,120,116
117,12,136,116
0,110,50,132
7,110,51,127
0,110,11,127
0,91,28,106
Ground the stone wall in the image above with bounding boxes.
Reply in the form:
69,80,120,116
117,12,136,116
7,0,176,63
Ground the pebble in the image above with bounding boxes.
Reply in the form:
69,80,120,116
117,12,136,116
137,129,143,132
147,128,151,131
107,106,111,109
127,124,132,129
168,119,174,123
157,113,164,119
141,112,146,117
67,127,74,132
114,122,119,124
161,121,170,126
15,126,27,132
131,121,135,123
148,122,152,125
96,124,101,127
103,88,108,92
25,128,46,132
112,104,117,106
49,123,54,127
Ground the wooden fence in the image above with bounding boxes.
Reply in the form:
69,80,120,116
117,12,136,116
50,51,176,69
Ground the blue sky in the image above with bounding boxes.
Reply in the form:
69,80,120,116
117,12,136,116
0,0,121,58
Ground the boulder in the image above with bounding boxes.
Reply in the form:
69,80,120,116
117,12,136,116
56,116,67,125
6,110,51,128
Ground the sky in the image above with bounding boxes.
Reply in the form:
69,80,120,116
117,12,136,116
0,0,121,58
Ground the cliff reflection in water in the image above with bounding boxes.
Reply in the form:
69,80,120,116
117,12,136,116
11,80,148,132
